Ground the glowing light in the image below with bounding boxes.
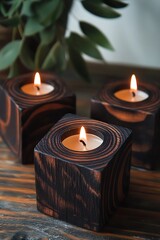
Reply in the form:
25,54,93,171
130,74,137,91
34,72,41,87
79,126,87,142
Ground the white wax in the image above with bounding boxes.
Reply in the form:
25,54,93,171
21,83,54,95
114,89,149,102
62,133,103,151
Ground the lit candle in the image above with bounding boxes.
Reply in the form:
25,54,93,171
114,74,149,102
21,72,54,95
62,126,103,151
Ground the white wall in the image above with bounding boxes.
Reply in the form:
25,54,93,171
67,0,160,69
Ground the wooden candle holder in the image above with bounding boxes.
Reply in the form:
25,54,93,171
91,81,160,170
0,73,76,164
34,114,132,231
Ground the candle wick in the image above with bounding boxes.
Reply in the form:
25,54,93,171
132,91,136,97
80,139,86,147
35,85,40,91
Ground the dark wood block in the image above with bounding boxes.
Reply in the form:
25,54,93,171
34,114,132,231
91,81,160,170
0,73,76,164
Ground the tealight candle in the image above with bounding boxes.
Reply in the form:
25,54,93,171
0,72,76,164
21,72,54,95
62,126,103,151
114,74,149,102
91,76,160,169
34,114,132,232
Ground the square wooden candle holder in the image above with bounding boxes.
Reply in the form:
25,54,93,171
34,114,132,231
91,80,160,170
0,72,76,164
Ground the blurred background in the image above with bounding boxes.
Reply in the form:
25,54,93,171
68,0,160,70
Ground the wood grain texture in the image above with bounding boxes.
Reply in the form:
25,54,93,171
0,72,76,164
91,81,160,170
0,137,160,239
34,114,132,231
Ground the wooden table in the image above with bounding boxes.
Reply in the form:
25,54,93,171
0,69,160,239
0,136,160,240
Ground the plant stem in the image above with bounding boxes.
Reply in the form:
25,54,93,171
18,24,23,39
12,27,17,40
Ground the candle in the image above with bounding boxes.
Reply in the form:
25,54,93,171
62,126,103,151
0,72,76,164
34,114,132,231
21,72,54,95
91,75,160,169
114,74,149,102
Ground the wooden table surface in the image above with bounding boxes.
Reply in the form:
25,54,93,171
0,136,160,240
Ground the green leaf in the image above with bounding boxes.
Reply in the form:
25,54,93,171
20,40,35,70
0,40,22,70
42,43,57,69
80,21,114,50
104,0,128,8
81,0,102,3
42,41,66,70
35,0,64,26
0,4,9,17
68,43,90,82
40,26,56,45
34,43,51,69
8,0,22,17
0,16,20,27
81,1,121,18
69,33,103,60
21,0,34,17
54,42,67,71
24,17,44,36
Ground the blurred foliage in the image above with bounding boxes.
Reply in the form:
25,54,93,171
0,0,128,81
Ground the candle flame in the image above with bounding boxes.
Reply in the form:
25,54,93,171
79,126,87,141
34,72,41,87
130,74,137,91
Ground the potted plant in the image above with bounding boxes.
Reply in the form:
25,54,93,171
0,0,128,80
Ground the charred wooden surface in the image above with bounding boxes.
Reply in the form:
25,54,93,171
0,136,160,239
0,72,76,164
34,114,132,231
91,81,160,170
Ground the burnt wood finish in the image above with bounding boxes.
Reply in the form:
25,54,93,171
0,136,160,239
91,81,160,170
0,72,76,164
34,114,132,231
